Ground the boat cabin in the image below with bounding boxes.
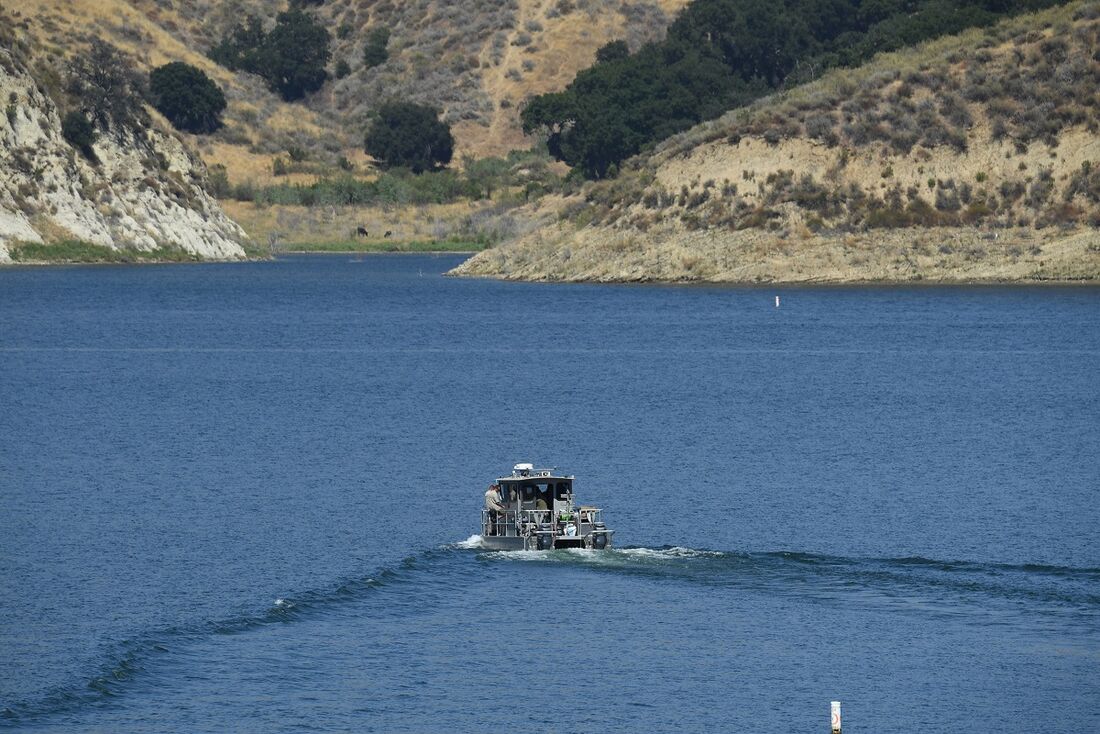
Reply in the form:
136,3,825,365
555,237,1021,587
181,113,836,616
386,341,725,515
481,463,612,550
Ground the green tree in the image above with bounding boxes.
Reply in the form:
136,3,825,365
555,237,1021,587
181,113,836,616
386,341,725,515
463,156,511,199
363,27,390,69
209,9,331,101
260,8,331,100
209,15,266,71
364,102,454,173
148,62,227,134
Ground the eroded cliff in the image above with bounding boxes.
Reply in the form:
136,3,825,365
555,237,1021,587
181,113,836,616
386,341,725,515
0,42,248,263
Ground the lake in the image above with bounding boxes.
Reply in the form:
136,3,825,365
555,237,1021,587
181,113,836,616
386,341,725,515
1,254,1098,732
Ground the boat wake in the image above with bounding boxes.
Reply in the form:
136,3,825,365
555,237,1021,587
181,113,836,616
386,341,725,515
4,542,1097,727
479,545,1100,623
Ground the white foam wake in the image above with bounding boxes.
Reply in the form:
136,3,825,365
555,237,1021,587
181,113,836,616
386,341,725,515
616,546,724,559
453,534,487,549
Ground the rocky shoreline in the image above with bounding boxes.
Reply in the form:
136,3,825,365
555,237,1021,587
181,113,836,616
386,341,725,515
450,224,1100,284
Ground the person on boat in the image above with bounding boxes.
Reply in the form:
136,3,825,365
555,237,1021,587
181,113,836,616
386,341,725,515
484,484,505,535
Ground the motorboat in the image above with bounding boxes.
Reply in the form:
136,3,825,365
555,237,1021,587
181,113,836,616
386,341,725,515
481,463,614,550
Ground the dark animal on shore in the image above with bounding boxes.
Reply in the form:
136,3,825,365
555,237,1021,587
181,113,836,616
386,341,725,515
356,226,368,237
384,230,393,238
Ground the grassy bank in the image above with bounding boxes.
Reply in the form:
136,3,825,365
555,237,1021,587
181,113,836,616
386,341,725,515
5,240,209,265
280,239,486,253
221,199,536,254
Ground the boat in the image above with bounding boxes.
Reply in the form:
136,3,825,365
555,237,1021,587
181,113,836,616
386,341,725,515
481,463,614,551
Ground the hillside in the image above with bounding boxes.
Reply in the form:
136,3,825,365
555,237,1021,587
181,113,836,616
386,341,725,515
6,0,687,189
453,2,1100,283
0,23,248,263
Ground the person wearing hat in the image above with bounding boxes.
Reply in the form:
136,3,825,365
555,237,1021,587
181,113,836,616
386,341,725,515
484,483,505,536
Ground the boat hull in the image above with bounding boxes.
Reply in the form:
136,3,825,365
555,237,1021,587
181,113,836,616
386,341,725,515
478,533,613,551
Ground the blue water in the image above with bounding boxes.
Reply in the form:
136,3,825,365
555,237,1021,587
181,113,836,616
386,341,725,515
1,254,1098,732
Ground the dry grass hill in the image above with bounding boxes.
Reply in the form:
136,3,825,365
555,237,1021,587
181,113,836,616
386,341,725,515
454,1,1100,283
6,0,688,188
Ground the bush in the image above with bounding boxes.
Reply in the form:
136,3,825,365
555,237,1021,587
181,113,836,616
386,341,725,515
334,59,351,79
363,27,390,69
148,62,226,134
364,101,454,173
207,164,231,197
61,110,96,159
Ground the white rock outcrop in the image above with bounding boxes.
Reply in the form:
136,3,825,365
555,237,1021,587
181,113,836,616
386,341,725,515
0,45,248,262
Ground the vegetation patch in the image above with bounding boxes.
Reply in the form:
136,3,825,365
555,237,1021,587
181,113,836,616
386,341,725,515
7,240,204,264
523,0,1074,178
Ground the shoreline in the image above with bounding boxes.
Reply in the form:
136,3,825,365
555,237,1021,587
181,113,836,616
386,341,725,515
450,225,1100,286
0,248,479,267
449,271,1100,288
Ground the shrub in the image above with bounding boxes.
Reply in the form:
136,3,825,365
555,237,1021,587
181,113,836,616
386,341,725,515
804,113,836,143
148,62,227,134
364,102,454,173
1065,161,1100,202
334,59,351,79
61,110,97,159
1026,169,1055,209
207,164,231,197
935,186,961,212
363,27,390,69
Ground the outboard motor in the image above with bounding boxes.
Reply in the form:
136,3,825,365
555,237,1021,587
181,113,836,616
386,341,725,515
592,522,608,549
536,525,553,550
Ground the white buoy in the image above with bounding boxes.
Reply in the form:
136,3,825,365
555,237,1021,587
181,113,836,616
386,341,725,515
775,295,780,308
831,701,842,734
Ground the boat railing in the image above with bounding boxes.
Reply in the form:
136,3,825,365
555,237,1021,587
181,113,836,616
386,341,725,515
483,509,522,537
482,507,607,539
